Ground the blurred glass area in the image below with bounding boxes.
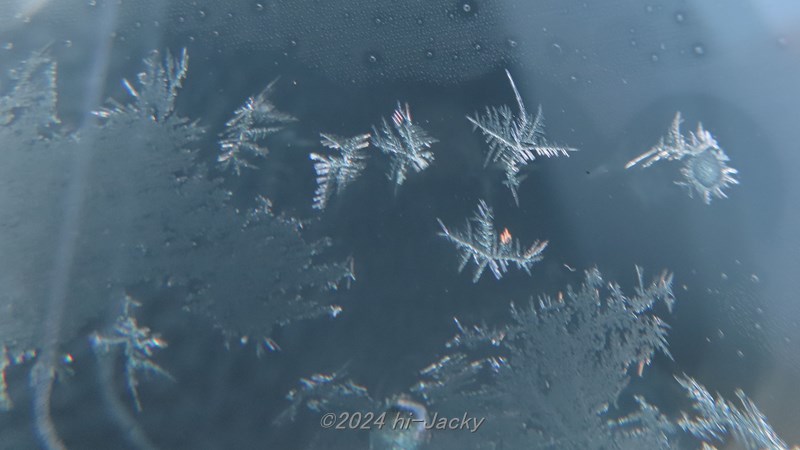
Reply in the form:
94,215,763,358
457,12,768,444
1,1,799,449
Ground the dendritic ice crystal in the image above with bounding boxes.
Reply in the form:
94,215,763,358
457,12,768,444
217,78,297,174
0,48,352,447
90,296,173,412
625,112,739,204
677,375,797,450
437,199,547,282
278,267,677,449
467,70,576,204
416,267,677,449
310,133,371,210
371,102,437,190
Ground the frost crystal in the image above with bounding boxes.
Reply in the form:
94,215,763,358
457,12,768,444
467,70,576,204
437,199,547,282
371,102,437,190
0,49,351,447
95,49,189,123
416,267,675,449
677,375,795,450
625,112,739,204
90,296,173,412
217,78,297,174
310,133,371,210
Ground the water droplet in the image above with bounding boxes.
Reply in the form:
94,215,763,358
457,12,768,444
569,74,578,82
227,12,234,19
630,39,637,47
255,3,264,11
675,11,685,23
198,9,207,19
87,0,96,6
374,17,383,25
134,21,142,28
177,16,185,23
650,53,659,62
750,274,760,283
645,5,654,13
693,44,705,56
425,50,435,59
290,39,298,47
507,39,518,48
473,42,482,51
63,40,73,48
462,3,471,13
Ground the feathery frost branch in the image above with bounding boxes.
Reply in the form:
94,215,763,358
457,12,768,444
218,78,297,174
625,112,738,204
310,133,371,210
437,199,547,282
371,102,437,190
90,296,173,412
467,70,576,204
677,375,796,450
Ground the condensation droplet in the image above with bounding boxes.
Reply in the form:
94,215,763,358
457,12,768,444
650,53,659,62
721,272,728,280
462,3,471,13
675,11,685,23
425,50,435,59
507,39,518,48
177,16,185,23
473,42,482,51
693,44,705,56
750,274,760,283
63,40,73,48
198,9,207,19
255,3,264,11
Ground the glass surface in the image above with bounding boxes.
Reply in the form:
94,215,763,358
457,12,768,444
1,1,799,449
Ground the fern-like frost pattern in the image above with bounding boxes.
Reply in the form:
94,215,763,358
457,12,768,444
467,70,576,204
90,296,173,412
437,199,547,282
677,375,796,450
217,78,297,174
371,102,437,189
310,133,371,210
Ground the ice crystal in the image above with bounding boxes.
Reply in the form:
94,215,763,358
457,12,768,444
0,49,351,447
275,369,373,425
90,296,173,412
217,78,297,174
371,102,437,190
416,267,675,449
310,133,371,210
677,375,796,450
625,112,739,204
467,70,576,204
437,199,547,282
95,49,189,123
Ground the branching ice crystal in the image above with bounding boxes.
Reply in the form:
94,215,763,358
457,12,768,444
90,296,173,412
625,112,739,204
437,199,547,282
677,375,797,450
95,49,189,123
371,102,437,190
467,70,576,204
217,78,297,174
416,267,676,449
310,133,371,210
